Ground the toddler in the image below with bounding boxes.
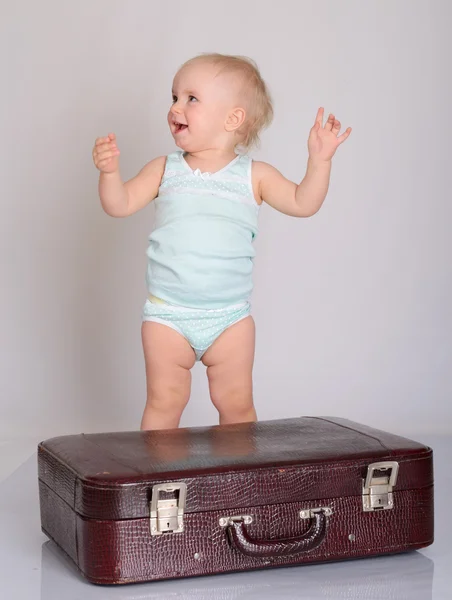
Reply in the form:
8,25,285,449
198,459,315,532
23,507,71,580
92,53,351,431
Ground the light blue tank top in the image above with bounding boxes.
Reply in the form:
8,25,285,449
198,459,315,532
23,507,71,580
146,150,259,309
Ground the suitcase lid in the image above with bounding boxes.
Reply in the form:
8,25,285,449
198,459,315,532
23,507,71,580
38,416,433,520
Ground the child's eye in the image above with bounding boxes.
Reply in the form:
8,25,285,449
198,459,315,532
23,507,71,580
188,96,198,102
172,95,177,104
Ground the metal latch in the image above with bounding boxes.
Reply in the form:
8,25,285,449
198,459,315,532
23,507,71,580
300,507,333,519
150,482,187,536
362,461,399,512
219,515,253,527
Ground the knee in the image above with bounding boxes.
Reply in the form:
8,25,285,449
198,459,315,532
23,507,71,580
208,377,253,415
146,377,190,413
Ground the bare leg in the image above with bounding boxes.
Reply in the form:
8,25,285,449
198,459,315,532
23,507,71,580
202,316,257,425
141,321,196,430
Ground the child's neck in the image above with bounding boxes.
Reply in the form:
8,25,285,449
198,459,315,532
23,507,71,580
183,147,239,173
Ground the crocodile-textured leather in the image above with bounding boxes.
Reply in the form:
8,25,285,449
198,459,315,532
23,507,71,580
37,416,434,584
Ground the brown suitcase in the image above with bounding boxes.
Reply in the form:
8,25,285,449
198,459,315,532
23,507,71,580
37,416,434,585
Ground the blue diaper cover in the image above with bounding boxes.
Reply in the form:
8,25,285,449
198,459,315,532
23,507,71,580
142,296,251,361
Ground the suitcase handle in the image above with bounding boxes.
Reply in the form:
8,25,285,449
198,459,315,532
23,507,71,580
225,508,328,558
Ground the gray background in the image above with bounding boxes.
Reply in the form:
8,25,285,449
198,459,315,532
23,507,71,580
1,0,450,444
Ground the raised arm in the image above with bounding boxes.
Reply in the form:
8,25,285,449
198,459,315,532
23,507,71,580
255,108,351,217
93,133,166,217
254,160,331,218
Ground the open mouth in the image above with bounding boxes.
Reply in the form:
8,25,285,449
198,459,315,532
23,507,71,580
174,121,188,134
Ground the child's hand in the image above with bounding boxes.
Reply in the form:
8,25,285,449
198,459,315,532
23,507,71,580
93,133,121,173
307,108,352,162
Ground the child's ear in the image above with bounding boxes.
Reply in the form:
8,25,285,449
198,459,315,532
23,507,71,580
225,107,246,132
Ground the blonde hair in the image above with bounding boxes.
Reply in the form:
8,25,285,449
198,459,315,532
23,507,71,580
178,53,273,151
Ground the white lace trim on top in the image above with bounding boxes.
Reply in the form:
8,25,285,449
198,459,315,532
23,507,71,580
158,185,259,207
159,152,258,206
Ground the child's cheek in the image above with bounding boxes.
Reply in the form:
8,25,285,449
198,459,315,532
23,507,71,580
187,104,199,122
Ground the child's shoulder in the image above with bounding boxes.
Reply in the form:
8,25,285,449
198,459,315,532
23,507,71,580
251,159,275,176
138,152,184,181
143,151,182,170
250,160,279,197
138,155,167,178
247,160,272,206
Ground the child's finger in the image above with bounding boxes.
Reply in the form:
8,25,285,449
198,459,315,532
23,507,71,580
95,139,115,149
331,120,341,135
314,107,324,127
96,149,120,161
324,114,335,132
95,136,111,146
95,142,117,154
337,127,352,144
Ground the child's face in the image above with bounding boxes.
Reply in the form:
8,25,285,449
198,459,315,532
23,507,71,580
168,61,242,153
